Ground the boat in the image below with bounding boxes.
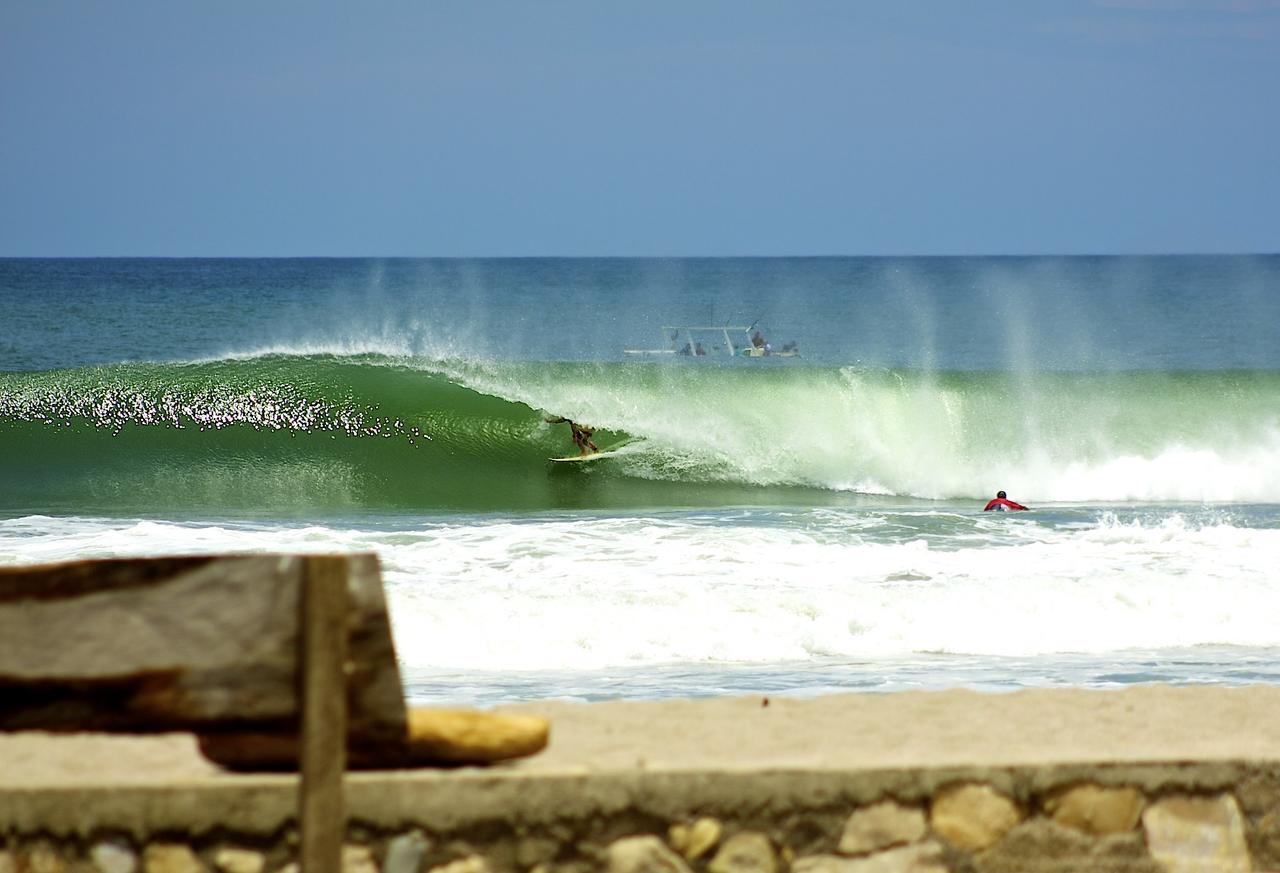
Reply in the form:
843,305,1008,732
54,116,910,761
623,326,799,358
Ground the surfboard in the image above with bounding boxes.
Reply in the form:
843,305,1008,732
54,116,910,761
548,449,624,463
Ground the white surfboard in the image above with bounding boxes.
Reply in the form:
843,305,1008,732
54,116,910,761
548,449,624,463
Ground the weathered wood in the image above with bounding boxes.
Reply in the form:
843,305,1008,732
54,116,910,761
0,553,405,746
1,553,554,772
197,707,551,770
299,556,347,873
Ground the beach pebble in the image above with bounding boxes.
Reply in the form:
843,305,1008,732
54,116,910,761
383,833,429,873
793,842,946,873
929,784,1022,851
1142,794,1251,873
18,843,64,873
425,857,492,873
91,843,138,873
1044,784,1144,836
605,836,692,873
668,818,722,861
708,833,775,873
839,802,927,855
974,819,1159,873
212,849,263,873
1238,774,1280,870
1258,809,1280,871
143,845,206,873
341,846,378,873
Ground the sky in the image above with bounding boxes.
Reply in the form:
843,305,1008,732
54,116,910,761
1,1,1277,256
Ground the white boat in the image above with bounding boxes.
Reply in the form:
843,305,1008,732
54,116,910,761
623,326,799,358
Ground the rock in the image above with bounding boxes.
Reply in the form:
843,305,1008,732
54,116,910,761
18,843,64,873
529,864,594,873
1044,784,1145,836
383,834,428,873
91,844,138,873
838,802,927,855
341,846,378,873
212,850,263,873
1239,773,1280,870
793,842,946,873
668,827,689,856
972,819,1160,873
426,858,492,873
708,833,776,873
1257,809,1280,872
1142,794,1251,873
929,784,1022,851
1,851,15,873
143,846,205,873
669,819,722,862
792,855,851,873
605,837,692,873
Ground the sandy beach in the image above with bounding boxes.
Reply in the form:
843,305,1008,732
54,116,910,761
5,684,1280,786
5,685,1280,787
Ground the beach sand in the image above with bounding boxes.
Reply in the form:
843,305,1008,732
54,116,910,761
4,684,1279,786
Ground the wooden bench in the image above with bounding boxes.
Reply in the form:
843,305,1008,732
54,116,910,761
0,554,549,873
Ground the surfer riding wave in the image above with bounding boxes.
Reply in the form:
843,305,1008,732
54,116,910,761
546,416,598,457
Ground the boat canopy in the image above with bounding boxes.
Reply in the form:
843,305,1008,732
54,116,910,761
623,326,798,358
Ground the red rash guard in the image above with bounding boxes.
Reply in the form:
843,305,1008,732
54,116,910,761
983,497,1029,511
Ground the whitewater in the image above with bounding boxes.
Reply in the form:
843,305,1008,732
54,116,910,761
2,256,1279,703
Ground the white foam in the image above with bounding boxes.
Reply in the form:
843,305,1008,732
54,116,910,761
4,509,1278,673
424,360,1280,504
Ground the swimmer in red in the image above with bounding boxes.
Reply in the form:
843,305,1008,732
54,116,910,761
983,490,1028,512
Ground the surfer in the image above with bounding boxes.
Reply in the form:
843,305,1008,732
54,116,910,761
545,416,598,456
983,491,1029,512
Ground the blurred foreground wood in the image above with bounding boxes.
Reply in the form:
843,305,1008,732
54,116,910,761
0,554,549,873
0,553,548,768
0,554,404,744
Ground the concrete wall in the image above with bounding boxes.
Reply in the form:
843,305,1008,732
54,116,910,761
4,760,1279,873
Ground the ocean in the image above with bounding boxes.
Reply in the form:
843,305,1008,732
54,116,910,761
3,256,1279,705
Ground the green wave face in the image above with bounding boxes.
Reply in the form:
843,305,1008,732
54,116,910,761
0,356,618,515
4,355,1280,515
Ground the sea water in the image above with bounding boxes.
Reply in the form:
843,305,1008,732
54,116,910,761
2,256,1279,705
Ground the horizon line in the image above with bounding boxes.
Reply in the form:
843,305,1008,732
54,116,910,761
2,251,1277,260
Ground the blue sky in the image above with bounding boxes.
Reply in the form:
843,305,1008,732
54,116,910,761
1,1,1277,256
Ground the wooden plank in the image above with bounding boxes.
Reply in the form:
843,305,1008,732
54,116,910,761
198,706,551,769
0,554,406,743
299,556,348,873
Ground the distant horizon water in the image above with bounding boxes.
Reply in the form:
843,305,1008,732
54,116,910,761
5,250,1278,259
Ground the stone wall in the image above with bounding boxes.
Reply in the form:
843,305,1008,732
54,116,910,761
3,768,1278,873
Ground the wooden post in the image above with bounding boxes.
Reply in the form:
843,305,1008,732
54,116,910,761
299,556,349,873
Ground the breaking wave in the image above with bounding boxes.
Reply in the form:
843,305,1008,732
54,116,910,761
4,353,1280,513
